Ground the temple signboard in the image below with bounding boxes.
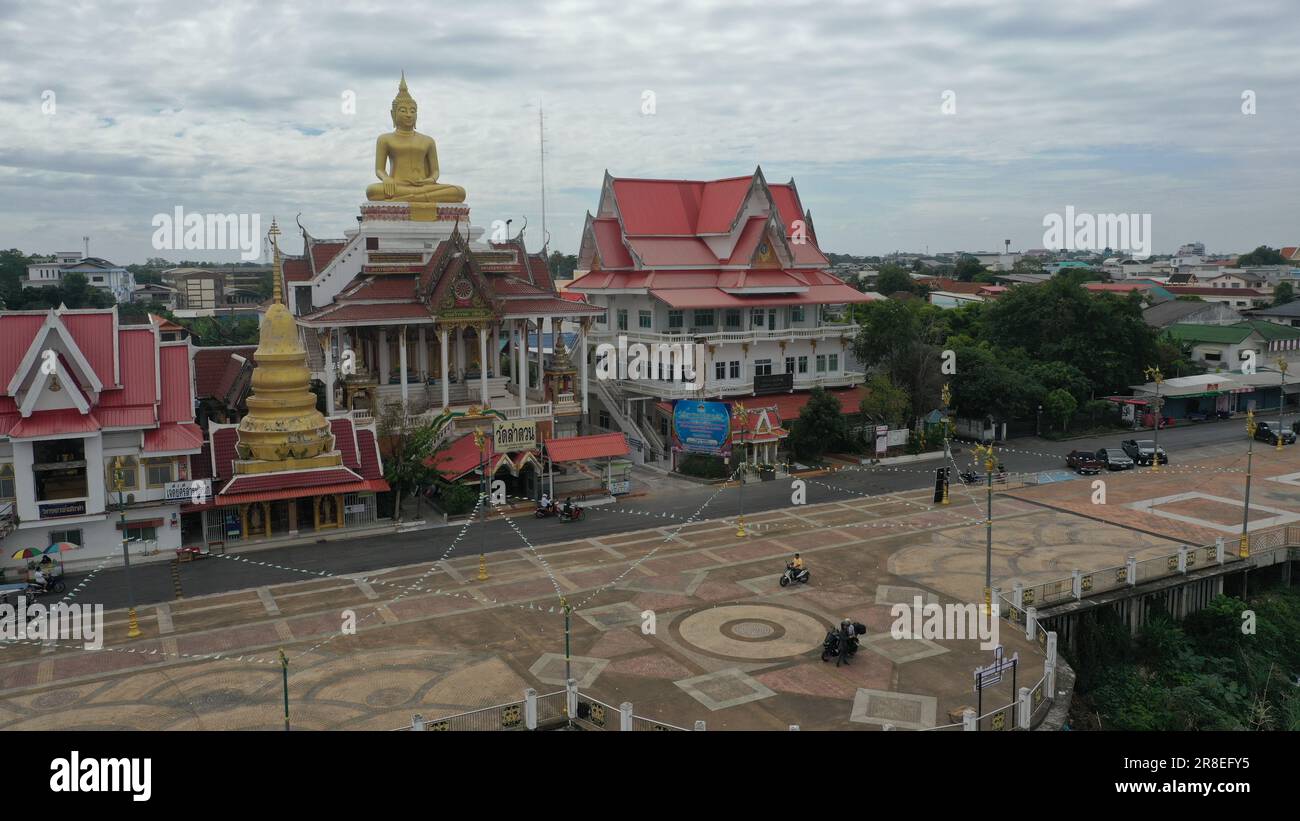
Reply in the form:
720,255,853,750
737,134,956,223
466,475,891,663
494,420,536,451
753,373,793,395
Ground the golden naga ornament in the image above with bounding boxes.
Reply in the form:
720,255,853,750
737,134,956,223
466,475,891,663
365,73,466,204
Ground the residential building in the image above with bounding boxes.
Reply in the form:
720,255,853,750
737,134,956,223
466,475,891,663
1162,320,1300,371
1142,299,1241,329
1244,301,1300,328
568,169,874,464
0,307,203,567
1163,285,1270,309
24,254,137,302
164,266,268,312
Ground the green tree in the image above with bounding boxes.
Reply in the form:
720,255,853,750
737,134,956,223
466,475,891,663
1043,388,1077,432
874,263,914,296
1237,246,1285,266
858,373,910,427
850,299,948,425
1273,281,1294,307
378,408,450,522
787,387,848,463
1012,256,1044,273
954,255,985,282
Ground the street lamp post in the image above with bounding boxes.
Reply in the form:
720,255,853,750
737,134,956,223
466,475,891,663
1242,410,1256,560
1036,404,1042,438
973,442,996,614
1276,358,1289,452
734,403,748,538
1143,366,1163,472
941,384,952,505
112,456,142,639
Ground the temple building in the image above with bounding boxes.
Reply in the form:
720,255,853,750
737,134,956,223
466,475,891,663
180,222,388,547
279,75,607,496
568,169,876,466
0,306,203,565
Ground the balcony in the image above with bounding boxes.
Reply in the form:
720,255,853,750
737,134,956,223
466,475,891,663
590,323,859,348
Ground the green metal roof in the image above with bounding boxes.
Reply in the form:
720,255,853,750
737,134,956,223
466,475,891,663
1164,320,1300,346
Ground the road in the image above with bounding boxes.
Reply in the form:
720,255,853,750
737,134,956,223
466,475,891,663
58,417,1256,611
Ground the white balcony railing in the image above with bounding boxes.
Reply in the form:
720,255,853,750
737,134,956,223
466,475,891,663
590,323,859,348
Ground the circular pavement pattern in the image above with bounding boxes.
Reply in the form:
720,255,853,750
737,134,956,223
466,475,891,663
676,604,826,660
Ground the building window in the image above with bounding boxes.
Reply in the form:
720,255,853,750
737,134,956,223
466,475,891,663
617,309,628,331
49,529,83,547
798,356,809,374
0,463,13,500
693,310,714,328
751,309,765,328
1203,351,1222,362
668,310,683,330
729,361,740,380
715,361,727,380
754,359,772,376
828,354,838,372
816,355,827,373
660,416,668,436
145,459,175,488
638,310,652,329
791,305,805,323
33,439,87,502
107,456,138,491
785,356,795,374
725,309,741,329
124,525,157,543
598,410,611,429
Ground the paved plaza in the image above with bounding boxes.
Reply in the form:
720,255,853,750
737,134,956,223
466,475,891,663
2,438,1296,731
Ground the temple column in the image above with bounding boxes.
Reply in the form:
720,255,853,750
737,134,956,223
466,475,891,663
417,326,428,381
379,329,390,383
399,326,409,412
535,318,544,397
440,326,450,410
518,320,528,417
456,328,465,377
324,337,336,415
580,318,589,417
508,320,516,383
478,323,489,406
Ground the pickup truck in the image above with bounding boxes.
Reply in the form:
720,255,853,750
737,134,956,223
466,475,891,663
1121,438,1169,466
1066,450,1104,475
1254,422,1296,446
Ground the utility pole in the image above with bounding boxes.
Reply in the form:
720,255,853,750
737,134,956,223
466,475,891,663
279,648,290,731
1276,358,1289,452
941,383,952,505
734,403,748,537
973,442,996,614
1242,409,1256,559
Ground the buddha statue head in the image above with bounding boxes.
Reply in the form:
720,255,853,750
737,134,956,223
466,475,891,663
391,73,417,131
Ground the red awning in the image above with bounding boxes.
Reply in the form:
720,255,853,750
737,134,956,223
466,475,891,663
544,433,630,463
8,409,100,438
116,518,163,530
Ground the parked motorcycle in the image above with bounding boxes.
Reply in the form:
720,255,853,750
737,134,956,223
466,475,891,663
819,626,864,662
779,563,810,587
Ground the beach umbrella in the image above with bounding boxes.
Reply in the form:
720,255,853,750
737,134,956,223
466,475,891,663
10,548,41,559
43,542,79,554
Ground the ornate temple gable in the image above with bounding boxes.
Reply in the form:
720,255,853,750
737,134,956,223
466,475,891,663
7,311,103,406
417,228,501,321
596,170,619,220
576,213,600,272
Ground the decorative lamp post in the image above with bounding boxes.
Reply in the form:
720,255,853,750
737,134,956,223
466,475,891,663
972,442,997,614
1276,358,1289,452
112,456,142,639
734,403,749,538
941,384,952,505
1143,366,1164,472
1242,409,1256,559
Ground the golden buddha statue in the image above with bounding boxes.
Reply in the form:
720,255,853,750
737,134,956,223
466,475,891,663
365,74,466,204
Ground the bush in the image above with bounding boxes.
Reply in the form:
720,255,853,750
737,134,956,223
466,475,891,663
678,453,729,479
437,481,478,515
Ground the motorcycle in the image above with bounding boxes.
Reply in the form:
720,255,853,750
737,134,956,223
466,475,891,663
958,471,980,485
779,563,810,587
819,626,863,663
27,574,67,596
534,502,558,519
558,505,584,523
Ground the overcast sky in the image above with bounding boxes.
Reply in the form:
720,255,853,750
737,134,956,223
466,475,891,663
1,0,1297,264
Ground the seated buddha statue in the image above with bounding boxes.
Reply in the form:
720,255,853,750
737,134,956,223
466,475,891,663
365,74,466,203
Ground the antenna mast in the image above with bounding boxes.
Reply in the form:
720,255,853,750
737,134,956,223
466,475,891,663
539,104,548,253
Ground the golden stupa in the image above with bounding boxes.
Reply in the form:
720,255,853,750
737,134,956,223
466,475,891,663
233,219,341,473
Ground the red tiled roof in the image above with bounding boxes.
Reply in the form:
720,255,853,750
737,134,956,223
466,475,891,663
765,387,868,421
221,467,362,496
60,312,117,387
342,277,418,300
500,297,605,316
430,432,495,480
300,303,433,323
330,417,360,470
310,240,347,274
192,477,387,509
159,344,193,424
215,354,249,404
356,427,382,479
1165,286,1265,297
95,407,155,428
526,254,554,290
0,315,47,385
100,327,155,408
544,433,630,463
212,427,239,480
592,218,634,268
144,422,204,453
9,409,100,438
191,443,213,479
283,257,312,282
193,346,255,398
649,283,873,308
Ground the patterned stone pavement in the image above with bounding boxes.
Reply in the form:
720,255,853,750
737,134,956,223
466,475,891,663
3,441,1292,730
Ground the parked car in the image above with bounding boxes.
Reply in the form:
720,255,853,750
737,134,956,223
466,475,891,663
1065,450,1104,475
1095,448,1134,470
1254,422,1296,446
1121,439,1169,466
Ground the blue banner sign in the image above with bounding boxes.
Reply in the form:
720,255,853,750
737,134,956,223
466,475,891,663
672,401,731,454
